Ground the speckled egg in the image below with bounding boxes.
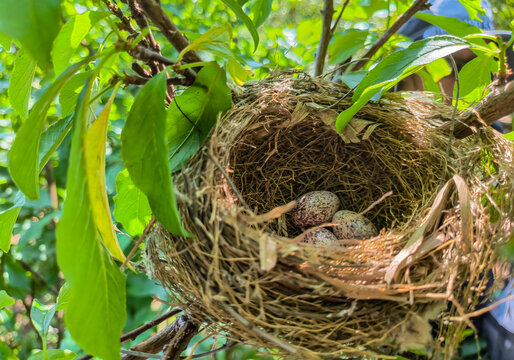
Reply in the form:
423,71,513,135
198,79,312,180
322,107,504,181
303,228,339,247
332,210,378,240
292,191,340,228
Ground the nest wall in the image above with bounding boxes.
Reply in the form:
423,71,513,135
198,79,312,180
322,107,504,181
147,74,514,359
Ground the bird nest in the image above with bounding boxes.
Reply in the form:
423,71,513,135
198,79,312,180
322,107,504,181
146,73,514,359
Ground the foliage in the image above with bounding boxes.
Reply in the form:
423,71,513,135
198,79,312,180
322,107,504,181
0,0,512,359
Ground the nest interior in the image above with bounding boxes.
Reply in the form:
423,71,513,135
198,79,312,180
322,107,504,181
147,74,514,359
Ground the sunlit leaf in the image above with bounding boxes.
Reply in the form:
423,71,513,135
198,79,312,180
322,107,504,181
415,13,482,38
84,84,125,262
8,48,36,119
458,0,486,21
56,282,70,311
0,0,62,69
57,77,126,360
167,63,232,172
28,349,76,360
52,11,105,75
121,72,189,237
177,24,232,63
336,36,469,132
0,192,25,253
30,299,56,340
454,54,497,108
59,71,92,117
221,0,259,50
250,0,273,28
113,168,151,237
329,30,369,64
38,115,73,172
0,32,11,49
227,57,250,85
8,60,88,200
0,290,15,309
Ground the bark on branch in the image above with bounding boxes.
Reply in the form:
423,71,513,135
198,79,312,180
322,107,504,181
139,0,203,65
438,81,514,139
314,0,334,77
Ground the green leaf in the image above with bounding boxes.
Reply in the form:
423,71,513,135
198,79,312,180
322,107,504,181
38,115,73,172
250,0,272,28
56,77,126,360
122,72,189,237
0,192,25,253
56,282,70,311
113,168,151,237
454,54,497,108
0,0,62,69
458,0,486,21
415,13,482,38
221,0,259,51
0,290,15,309
329,30,369,64
8,60,87,200
504,131,514,141
52,11,104,75
59,71,92,117
167,63,232,172
424,57,451,83
8,48,36,119
85,84,126,262
28,349,76,360
177,25,232,63
227,57,250,85
30,299,56,340
0,32,11,49
336,36,469,132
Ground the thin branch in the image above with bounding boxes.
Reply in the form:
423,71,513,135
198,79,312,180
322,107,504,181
329,0,350,38
124,74,193,86
19,259,59,296
438,80,514,139
119,341,237,359
76,308,183,360
121,308,183,342
352,0,430,72
104,0,138,35
139,0,203,64
121,216,157,270
314,0,334,77
130,44,175,65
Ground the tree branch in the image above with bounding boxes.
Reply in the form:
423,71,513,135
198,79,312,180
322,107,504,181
139,0,203,65
352,0,430,72
76,308,183,360
314,0,334,77
438,80,514,139
121,314,198,360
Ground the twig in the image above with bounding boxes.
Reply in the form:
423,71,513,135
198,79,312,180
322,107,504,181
160,315,198,360
449,294,514,321
438,80,514,139
139,0,203,65
131,44,175,66
19,259,59,296
76,308,183,360
104,0,137,35
122,308,183,342
329,0,350,38
121,216,157,270
314,0,334,77
352,0,430,72
124,74,193,86
119,341,237,359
